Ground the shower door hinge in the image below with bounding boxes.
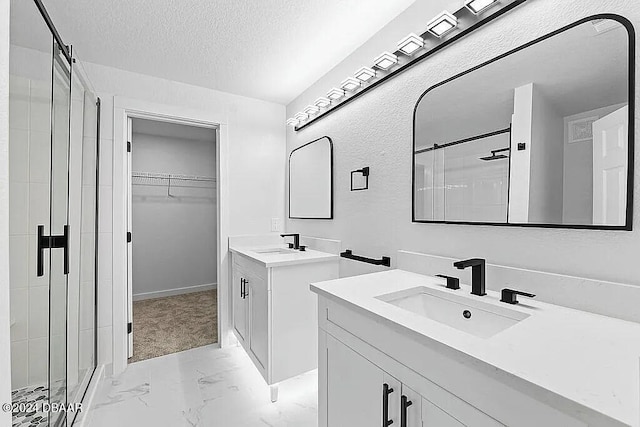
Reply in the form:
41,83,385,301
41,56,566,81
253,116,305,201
127,322,132,334
127,141,131,152
127,232,132,243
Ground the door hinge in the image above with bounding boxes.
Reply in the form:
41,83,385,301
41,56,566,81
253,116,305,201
127,141,131,152
127,232,132,243
127,322,132,334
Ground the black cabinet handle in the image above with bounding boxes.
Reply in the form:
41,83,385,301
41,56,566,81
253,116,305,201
401,395,413,427
240,278,249,299
383,383,394,426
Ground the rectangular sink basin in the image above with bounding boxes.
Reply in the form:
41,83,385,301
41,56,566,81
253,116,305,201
376,286,530,338
253,248,296,255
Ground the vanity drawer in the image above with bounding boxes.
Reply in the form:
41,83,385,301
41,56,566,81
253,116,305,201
233,252,268,283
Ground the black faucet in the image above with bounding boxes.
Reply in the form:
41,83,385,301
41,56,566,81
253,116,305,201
453,258,486,296
435,274,460,290
280,233,300,250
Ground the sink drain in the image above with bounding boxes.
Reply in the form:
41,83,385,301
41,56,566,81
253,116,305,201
462,310,472,319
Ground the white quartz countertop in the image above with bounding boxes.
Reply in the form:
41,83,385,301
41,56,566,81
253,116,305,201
310,269,640,427
230,245,338,268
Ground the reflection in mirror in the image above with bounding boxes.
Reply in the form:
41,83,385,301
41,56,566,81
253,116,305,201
413,17,633,229
289,136,333,219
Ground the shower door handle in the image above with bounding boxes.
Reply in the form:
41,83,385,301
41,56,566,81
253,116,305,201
37,225,69,277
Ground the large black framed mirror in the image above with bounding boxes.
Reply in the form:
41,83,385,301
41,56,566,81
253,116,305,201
289,136,334,219
412,14,634,230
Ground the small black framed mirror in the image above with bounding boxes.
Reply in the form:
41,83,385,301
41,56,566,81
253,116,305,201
412,14,634,230
289,136,333,219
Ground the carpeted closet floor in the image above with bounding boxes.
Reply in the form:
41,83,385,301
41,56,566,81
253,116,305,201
129,289,218,363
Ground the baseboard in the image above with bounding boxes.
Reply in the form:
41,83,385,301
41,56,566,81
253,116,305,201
72,364,104,427
132,283,217,301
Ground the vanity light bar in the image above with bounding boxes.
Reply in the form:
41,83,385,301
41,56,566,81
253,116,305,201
426,11,458,38
290,0,526,131
398,33,424,55
354,66,376,82
373,51,399,70
465,0,500,14
314,97,331,108
327,87,346,100
286,118,299,127
304,105,320,116
340,77,361,92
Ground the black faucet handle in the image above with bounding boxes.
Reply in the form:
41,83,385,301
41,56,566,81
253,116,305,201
287,243,294,249
299,245,306,252
500,288,535,304
435,274,460,290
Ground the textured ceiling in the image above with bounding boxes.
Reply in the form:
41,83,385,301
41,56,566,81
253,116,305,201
13,0,417,104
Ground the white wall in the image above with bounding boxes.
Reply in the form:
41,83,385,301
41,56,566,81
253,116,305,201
80,60,285,368
131,125,217,299
286,0,640,286
529,85,564,223
0,0,13,424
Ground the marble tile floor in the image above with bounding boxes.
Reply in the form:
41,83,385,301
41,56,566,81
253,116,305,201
86,344,318,427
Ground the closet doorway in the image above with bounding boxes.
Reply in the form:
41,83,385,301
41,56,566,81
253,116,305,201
127,118,219,362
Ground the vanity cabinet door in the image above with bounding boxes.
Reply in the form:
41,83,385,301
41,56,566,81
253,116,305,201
232,264,248,342
326,335,384,427
248,272,268,370
400,385,422,427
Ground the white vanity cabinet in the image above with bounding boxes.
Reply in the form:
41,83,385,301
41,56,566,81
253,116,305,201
231,249,338,401
325,334,499,427
313,269,640,426
316,293,592,427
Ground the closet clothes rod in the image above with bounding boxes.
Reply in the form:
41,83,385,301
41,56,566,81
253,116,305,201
132,171,215,181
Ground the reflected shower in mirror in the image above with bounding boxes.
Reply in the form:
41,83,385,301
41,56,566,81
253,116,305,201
413,16,633,229
289,136,333,219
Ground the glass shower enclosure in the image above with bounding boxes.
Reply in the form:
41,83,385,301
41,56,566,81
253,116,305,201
8,1,100,425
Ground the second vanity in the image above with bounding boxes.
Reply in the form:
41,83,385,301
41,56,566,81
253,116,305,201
229,241,339,401
311,269,640,427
